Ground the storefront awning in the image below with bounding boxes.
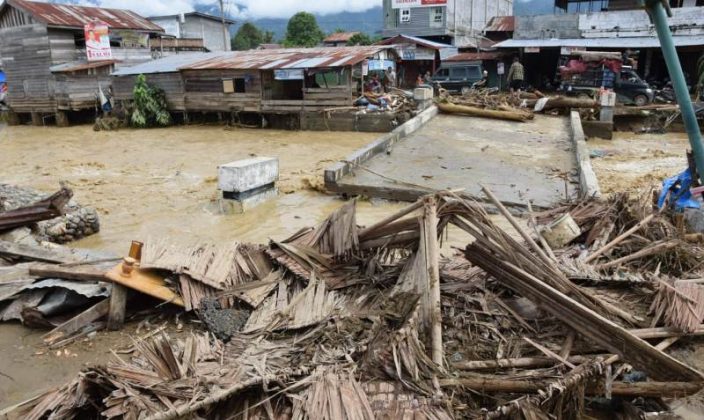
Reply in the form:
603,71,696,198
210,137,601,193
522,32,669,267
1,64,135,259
494,36,704,49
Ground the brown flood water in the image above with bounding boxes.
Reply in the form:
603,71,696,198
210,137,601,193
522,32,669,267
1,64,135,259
588,130,691,194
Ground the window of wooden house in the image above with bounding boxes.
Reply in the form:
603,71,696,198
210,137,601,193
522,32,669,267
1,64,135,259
307,68,346,88
430,7,443,28
400,9,411,23
223,78,246,93
74,33,85,48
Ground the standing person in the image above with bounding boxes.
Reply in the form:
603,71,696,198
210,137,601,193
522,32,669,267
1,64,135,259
423,70,432,85
507,57,525,92
385,66,397,90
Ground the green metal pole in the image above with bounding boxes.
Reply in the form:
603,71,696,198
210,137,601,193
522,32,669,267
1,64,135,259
645,0,704,184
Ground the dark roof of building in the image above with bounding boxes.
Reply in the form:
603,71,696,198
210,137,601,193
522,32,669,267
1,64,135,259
5,0,164,32
323,32,360,43
484,16,515,33
148,11,236,25
50,60,116,73
183,46,392,70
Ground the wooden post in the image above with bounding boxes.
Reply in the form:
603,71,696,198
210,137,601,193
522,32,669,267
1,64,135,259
6,110,20,126
30,111,42,126
423,195,443,369
55,111,69,127
107,283,128,330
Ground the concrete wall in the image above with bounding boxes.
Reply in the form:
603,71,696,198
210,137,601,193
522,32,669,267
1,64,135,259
149,16,231,52
382,0,513,43
514,14,580,40
580,7,704,38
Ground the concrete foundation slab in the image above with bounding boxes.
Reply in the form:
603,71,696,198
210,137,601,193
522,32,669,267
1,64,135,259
218,157,278,193
328,114,579,208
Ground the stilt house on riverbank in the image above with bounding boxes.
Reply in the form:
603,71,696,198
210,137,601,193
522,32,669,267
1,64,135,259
0,0,163,125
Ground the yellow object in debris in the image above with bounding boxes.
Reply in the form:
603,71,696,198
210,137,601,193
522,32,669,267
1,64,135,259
106,262,184,307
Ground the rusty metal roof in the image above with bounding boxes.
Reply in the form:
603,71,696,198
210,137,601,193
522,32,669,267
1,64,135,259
484,16,515,33
323,32,359,43
444,52,505,62
183,46,392,70
8,0,164,32
50,60,116,73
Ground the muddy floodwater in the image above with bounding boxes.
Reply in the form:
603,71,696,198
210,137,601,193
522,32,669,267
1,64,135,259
588,130,691,194
0,124,396,253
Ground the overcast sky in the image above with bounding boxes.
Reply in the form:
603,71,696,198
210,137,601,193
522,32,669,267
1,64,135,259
82,0,382,19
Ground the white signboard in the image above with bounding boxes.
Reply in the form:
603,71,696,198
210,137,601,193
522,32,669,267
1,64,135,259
85,21,112,61
561,46,586,55
274,69,304,80
392,0,446,9
497,62,505,75
368,59,395,71
399,46,435,61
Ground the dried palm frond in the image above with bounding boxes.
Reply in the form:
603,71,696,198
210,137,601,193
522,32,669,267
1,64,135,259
650,279,704,332
290,366,374,420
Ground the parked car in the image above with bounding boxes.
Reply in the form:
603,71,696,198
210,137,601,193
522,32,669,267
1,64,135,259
430,62,484,94
559,65,654,106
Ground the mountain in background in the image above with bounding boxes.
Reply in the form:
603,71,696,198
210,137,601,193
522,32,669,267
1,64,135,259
197,1,555,42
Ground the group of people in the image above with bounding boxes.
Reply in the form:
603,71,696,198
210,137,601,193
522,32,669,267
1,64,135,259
364,67,398,94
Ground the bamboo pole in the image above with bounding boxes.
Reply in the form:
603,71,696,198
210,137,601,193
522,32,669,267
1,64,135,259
585,214,656,263
438,377,702,398
596,240,678,270
423,195,443,369
526,199,557,261
358,200,423,239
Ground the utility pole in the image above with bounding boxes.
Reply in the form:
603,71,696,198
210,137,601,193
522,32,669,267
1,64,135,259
219,0,229,51
643,0,704,184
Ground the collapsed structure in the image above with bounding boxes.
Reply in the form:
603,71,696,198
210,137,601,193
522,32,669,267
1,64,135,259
3,188,704,418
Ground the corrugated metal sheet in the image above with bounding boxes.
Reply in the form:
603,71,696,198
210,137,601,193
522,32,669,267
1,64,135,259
183,46,391,70
494,36,704,49
484,16,515,33
376,34,453,50
444,52,505,62
323,32,359,43
9,0,164,31
111,52,224,76
50,60,116,73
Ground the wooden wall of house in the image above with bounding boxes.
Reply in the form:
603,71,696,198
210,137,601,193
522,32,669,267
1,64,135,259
0,24,55,113
112,73,187,111
54,73,111,111
181,69,262,112
48,28,79,64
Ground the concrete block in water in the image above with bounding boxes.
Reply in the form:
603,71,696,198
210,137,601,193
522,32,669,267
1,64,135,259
207,187,278,214
218,157,279,193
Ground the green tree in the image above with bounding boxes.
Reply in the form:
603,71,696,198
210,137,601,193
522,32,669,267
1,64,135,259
232,22,268,51
346,32,372,46
131,74,171,128
283,12,324,47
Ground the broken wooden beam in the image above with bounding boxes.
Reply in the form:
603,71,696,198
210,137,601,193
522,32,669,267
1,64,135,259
0,186,72,232
28,263,108,282
42,299,110,346
107,284,128,330
105,259,184,307
0,240,84,264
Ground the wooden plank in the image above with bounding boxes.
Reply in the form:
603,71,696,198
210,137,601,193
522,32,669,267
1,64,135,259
105,263,184,307
28,263,108,282
42,298,110,345
0,240,84,264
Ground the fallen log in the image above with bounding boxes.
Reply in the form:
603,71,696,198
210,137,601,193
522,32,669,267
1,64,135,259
436,102,529,122
0,240,85,264
439,377,702,398
527,96,598,111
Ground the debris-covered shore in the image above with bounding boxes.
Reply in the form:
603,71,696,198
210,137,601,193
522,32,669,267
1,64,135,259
2,187,704,419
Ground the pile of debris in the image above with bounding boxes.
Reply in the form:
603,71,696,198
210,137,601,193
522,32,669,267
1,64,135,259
3,190,704,419
436,89,599,122
0,183,100,244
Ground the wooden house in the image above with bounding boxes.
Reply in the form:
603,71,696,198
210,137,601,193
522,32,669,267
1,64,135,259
0,0,163,125
111,46,399,130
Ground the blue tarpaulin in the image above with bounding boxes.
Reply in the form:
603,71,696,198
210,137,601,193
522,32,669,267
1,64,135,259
0,71,5,83
657,168,701,211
